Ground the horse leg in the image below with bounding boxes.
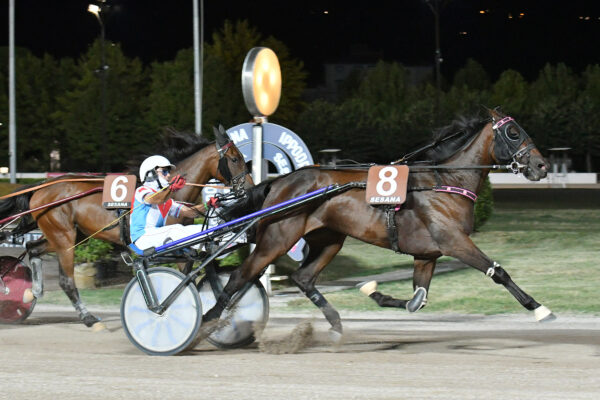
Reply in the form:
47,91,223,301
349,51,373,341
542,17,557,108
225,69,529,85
55,248,106,330
289,230,346,341
25,237,49,298
363,258,437,312
440,234,555,322
203,218,305,323
37,213,106,330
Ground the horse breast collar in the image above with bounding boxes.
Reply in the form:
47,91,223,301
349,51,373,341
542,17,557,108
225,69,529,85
433,185,477,201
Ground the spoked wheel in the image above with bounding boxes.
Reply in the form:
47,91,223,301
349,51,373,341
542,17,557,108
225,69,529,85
198,269,269,349
120,267,202,356
0,256,36,323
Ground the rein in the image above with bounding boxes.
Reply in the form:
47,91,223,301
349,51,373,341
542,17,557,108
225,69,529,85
0,178,105,200
0,187,103,225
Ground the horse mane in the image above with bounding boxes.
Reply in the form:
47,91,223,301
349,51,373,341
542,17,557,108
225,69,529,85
419,116,489,163
126,128,213,175
160,128,213,164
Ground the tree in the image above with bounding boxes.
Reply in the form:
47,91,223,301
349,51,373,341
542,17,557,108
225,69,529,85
490,69,529,118
0,48,74,171
453,58,491,91
54,40,150,171
573,64,600,171
297,61,423,163
527,63,580,156
145,48,196,133
204,20,306,131
145,20,307,138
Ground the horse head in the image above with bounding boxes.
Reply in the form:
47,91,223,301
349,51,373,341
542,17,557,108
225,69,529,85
213,125,254,192
487,108,548,181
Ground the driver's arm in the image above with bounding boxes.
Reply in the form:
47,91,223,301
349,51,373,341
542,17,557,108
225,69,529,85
143,188,174,205
179,204,207,218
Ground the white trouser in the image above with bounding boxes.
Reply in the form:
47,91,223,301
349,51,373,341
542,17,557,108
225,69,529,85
134,224,206,250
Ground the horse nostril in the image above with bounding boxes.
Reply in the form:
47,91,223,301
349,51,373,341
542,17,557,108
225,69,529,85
539,163,547,171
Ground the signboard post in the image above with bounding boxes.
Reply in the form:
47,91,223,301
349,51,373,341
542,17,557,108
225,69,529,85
241,47,282,294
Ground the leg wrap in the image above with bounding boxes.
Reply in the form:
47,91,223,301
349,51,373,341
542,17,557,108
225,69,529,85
489,264,539,311
306,288,342,333
306,289,327,308
216,291,231,309
490,263,505,285
369,292,408,308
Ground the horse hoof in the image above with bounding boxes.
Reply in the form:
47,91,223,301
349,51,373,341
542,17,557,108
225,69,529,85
91,322,107,332
358,281,377,296
328,328,343,344
22,288,35,304
534,305,556,322
406,287,427,313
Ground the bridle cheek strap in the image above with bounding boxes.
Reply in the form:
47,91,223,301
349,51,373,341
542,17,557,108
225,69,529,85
216,140,248,191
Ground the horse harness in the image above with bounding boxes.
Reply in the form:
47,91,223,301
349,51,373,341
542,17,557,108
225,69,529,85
382,115,534,254
384,181,478,254
101,209,131,246
217,141,247,194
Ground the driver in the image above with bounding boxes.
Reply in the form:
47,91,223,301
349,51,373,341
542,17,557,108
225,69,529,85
130,155,218,250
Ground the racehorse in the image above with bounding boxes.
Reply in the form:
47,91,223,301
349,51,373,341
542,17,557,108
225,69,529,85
0,127,252,329
204,108,554,339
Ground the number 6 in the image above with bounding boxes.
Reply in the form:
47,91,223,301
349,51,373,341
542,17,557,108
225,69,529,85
110,176,129,202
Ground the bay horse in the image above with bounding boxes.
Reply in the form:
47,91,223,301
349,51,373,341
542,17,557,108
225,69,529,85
0,127,252,329
204,108,554,339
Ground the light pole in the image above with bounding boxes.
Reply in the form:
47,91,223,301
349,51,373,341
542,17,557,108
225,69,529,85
424,0,444,124
9,0,16,183
88,2,109,171
193,0,204,136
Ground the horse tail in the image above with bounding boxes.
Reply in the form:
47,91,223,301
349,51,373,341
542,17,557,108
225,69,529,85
0,185,37,241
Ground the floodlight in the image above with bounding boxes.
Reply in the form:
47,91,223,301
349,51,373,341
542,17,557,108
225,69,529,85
241,47,282,117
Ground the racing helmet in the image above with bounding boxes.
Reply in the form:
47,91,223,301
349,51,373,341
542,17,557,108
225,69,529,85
139,155,175,182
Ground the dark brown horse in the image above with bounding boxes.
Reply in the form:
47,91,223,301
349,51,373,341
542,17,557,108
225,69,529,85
204,108,554,339
0,127,252,329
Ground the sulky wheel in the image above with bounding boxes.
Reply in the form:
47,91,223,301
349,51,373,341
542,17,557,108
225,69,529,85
0,256,36,323
197,269,269,349
120,267,202,356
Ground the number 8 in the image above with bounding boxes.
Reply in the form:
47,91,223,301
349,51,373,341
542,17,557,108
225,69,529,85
376,167,398,196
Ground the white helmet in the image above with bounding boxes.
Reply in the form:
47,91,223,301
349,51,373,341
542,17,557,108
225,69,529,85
139,155,175,182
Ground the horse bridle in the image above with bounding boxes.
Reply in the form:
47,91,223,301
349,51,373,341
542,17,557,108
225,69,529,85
491,116,536,174
216,140,248,193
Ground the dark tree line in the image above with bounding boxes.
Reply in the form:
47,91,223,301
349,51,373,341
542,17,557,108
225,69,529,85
1,20,599,173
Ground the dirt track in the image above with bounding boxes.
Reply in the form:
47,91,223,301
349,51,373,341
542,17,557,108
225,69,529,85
1,304,599,400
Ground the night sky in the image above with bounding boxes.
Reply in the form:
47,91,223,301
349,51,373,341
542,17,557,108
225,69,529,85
1,0,599,85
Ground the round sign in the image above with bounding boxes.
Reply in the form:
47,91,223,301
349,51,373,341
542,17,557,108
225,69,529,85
202,123,313,262
241,47,282,117
226,122,314,175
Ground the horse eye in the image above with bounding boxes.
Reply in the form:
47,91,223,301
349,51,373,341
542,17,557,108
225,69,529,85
231,157,238,163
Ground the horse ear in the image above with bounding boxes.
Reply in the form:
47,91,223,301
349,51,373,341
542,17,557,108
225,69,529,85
484,105,503,121
213,124,228,147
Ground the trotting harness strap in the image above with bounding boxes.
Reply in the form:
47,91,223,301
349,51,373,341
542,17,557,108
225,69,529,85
385,183,477,254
